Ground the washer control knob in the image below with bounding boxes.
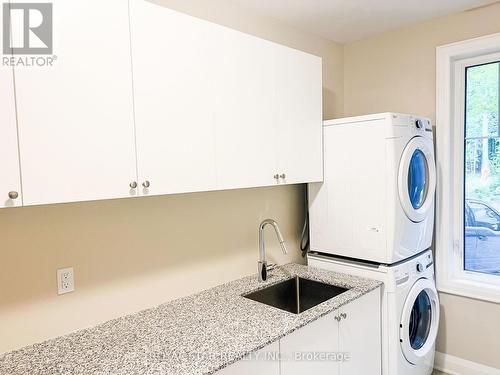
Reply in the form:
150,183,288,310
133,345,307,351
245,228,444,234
415,119,424,129
416,262,425,273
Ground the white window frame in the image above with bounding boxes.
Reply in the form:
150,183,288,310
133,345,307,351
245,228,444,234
436,32,500,304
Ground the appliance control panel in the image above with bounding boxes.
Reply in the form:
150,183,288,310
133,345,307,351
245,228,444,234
410,116,433,138
394,265,410,285
413,251,434,276
391,113,433,138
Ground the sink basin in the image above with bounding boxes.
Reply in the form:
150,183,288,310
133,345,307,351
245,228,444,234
244,276,349,314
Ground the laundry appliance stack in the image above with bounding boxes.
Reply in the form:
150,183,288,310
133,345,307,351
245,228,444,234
307,113,439,375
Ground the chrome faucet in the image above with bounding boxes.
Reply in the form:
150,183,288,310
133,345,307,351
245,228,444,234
258,219,288,282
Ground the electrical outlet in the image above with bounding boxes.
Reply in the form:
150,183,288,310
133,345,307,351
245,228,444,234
57,267,75,295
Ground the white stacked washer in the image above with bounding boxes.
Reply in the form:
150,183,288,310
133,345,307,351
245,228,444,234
307,113,439,375
308,250,439,375
308,112,436,264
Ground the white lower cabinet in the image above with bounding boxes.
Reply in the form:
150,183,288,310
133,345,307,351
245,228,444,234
280,309,340,375
221,288,381,375
217,341,280,375
281,288,381,375
338,288,381,375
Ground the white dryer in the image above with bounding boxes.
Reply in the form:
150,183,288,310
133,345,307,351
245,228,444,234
308,250,439,375
308,112,436,264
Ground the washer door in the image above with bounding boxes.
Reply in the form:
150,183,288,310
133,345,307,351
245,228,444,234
398,136,436,222
400,278,440,365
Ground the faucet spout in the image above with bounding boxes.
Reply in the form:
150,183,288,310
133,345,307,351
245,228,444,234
258,219,287,282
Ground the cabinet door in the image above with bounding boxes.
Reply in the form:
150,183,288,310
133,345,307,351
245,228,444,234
280,314,340,375
212,29,278,189
130,0,217,196
0,66,22,208
14,0,137,206
216,341,279,375
275,46,323,185
339,289,381,375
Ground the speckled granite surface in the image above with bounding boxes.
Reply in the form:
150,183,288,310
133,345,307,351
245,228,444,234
0,263,381,375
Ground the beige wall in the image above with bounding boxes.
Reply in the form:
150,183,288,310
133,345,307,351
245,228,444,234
343,3,500,369
0,0,343,354
344,2,500,121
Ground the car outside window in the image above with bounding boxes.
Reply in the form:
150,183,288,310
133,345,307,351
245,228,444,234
464,61,500,276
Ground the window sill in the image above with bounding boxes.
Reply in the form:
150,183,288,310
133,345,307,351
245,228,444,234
436,274,500,304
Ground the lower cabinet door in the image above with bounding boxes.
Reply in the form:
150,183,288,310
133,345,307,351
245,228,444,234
280,313,340,375
338,289,381,375
216,341,279,375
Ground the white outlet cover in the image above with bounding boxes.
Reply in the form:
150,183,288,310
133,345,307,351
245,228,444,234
57,267,75,295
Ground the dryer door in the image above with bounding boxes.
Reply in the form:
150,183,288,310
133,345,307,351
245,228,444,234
399,278,440,365
398,136,436,222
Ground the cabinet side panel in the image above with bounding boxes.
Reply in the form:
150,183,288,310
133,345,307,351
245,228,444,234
309,120,387,261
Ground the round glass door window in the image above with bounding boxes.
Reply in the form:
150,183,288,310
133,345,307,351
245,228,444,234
408,149,429,210
409,290,432,350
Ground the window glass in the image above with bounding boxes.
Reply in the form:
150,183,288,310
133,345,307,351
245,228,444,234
408,149,429,209
409,291,432,350
464,61,500,276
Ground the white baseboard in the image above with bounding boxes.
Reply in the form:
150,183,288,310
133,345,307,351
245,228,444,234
434,352,500,375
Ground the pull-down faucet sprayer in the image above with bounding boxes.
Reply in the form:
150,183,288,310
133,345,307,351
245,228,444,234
258,219,287,282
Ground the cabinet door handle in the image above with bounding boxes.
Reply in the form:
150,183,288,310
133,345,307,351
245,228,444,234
279,173,286,179
8,191,19,199
129,181,137,189
334,316,341,322
142,180,150,188
340,313,347,319
273,174,279,180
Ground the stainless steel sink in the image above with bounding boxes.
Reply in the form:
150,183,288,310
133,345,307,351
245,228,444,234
243,276,349,314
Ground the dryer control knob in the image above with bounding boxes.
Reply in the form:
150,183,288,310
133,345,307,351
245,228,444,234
415,119,424,129
416,262,425,272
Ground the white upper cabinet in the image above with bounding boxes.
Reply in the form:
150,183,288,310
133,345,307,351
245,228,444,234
275,46,323,185
130,0,217,196
14,0,137,206
7,0,322,208
0,67,22,208
212,29,278,189
130,1,322,195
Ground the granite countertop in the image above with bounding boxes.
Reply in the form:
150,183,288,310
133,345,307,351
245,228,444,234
0,263,381,375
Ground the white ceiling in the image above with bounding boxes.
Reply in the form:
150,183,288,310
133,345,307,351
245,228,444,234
229,0,499,43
